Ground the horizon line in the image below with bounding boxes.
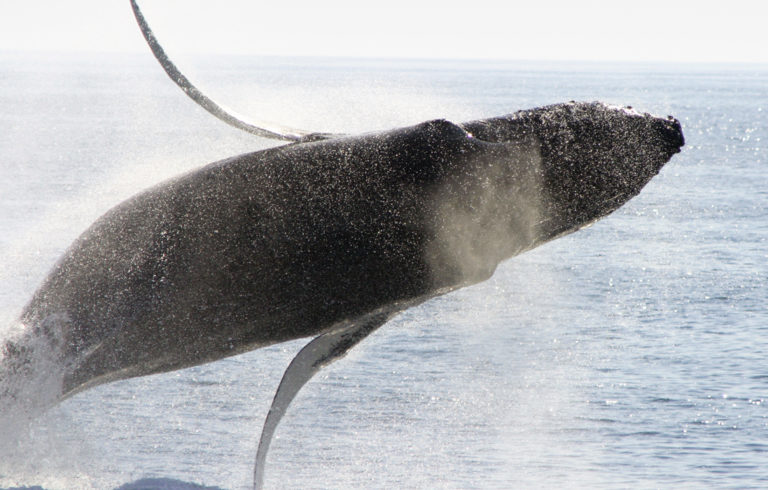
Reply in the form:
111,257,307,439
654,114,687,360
2,48,768,68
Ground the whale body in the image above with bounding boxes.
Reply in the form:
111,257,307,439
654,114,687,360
6,101,683,401
0,4,689,488
1,100,683,488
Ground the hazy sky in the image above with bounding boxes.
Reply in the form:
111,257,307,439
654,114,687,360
1,0,767,63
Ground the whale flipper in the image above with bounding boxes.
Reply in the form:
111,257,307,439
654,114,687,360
129,0,339,142
253,310,394,489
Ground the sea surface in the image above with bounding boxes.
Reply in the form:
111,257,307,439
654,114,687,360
0,52,766,489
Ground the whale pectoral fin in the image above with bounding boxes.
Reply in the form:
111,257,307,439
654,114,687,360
130,0,341,142
253,311,392,489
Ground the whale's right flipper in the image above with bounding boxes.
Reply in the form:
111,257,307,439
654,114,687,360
129,0,339,143
253,311,393,489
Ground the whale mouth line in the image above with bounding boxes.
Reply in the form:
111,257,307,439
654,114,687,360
532,190,638,242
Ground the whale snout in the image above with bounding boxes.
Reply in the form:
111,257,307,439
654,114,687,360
659,115,685,158
639,113,684,177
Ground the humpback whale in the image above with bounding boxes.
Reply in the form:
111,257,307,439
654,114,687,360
0,1,684,488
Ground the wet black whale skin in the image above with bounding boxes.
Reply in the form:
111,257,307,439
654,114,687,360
18,102,684,398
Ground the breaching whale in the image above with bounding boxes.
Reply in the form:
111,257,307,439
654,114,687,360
0,1,684,488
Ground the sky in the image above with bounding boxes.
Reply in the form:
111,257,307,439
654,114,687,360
1,0,767,64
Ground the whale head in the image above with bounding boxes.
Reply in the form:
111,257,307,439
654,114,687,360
461,101,683,244
429,102,684,285
528,102,684,240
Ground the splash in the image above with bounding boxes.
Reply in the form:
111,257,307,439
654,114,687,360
0,317,66,443
426,140,547,286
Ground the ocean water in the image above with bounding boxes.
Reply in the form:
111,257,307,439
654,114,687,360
0,52,766,489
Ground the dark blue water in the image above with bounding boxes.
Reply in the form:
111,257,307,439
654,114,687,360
1,52,766,489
